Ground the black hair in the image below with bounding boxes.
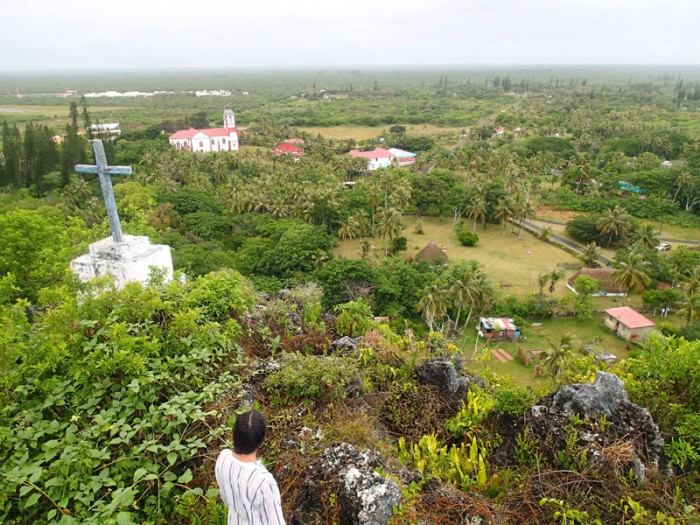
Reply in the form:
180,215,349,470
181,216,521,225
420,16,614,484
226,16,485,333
233,410,267,454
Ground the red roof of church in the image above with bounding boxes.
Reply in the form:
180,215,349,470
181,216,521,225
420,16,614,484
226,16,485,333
348,148,395,159
169,127,238,140
169,128,199,139
274,143,303,155
604,307,655,329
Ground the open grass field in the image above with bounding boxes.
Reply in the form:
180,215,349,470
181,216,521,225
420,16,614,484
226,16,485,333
298,124,466,141
0,104,126,130
335,215,582,298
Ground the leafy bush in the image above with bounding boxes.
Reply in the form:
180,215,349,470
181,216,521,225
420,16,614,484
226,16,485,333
456,229,479,247
265,353,363,407
0,271,255,524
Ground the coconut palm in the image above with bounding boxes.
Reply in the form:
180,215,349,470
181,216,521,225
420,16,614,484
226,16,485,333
547,267,566,295
539,335,575,384
596,206,632,247
494,198,513,236
338,216,361,240
467,193,487,232
677,291,700,327
579,242,601,268
375,206,403,256
518,198,537,239
417,282,450,332
680,265,700,296
630,224,660,251
613,250,652,305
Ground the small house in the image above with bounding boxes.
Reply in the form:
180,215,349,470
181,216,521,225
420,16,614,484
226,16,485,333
567,268,626,296
283,137,305,144
274,143,304,158
478,317,521,341
604,307,656,343
348,148,395,171
388,148,416,166
415,241,448,265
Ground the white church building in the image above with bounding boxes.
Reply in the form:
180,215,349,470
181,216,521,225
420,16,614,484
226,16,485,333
169,107,239,152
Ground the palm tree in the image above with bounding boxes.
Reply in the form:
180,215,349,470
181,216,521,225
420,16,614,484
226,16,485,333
613,250,651,305
417,282,450,332
596,206,632,247
375,206,403,256
538,335,575,384
680,265,700,296
518,198,537,239
677,291,700,327
338,216,361,240
494,198,513,236
547,268,566,295
467,194,487,232
630,224,660,251
579,242,601,268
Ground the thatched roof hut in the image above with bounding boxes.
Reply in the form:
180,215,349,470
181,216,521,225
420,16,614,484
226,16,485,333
415,241,448,265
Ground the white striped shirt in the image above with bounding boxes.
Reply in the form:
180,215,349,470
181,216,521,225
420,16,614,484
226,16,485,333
215,449,286,525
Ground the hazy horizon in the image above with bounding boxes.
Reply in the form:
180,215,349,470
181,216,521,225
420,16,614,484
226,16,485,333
2,0,699,73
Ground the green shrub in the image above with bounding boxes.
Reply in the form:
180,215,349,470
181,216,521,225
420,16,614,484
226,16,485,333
456,229,479,246
265,354,363,407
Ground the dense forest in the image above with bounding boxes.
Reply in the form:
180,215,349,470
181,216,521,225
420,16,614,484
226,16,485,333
1,68,700,524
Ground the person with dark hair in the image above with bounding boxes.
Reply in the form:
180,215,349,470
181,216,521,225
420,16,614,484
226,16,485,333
215,410,285,524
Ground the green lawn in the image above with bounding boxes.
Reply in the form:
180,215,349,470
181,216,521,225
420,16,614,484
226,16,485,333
335,216,582,297
457,316,632,388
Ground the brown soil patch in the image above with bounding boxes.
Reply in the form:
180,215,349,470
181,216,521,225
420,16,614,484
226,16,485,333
536,206,580,223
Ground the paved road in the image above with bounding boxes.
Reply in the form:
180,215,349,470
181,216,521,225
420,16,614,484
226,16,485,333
521,220,613,265
531,217,700,245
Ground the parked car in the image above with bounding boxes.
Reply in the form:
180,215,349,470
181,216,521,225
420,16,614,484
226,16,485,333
656,243,672,251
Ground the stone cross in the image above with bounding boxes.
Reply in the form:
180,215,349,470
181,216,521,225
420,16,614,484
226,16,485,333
75,139,132,243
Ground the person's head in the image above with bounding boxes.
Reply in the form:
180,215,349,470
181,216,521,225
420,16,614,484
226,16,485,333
233,410,267,454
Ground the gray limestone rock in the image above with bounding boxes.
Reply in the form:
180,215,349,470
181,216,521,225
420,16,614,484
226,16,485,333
331,336,358,355
416,358,465,398
290,443,399,525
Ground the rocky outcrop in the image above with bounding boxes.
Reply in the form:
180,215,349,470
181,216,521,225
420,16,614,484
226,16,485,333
415,358,484,399
290,443,400,525
528,371,665,484
331,336,358,355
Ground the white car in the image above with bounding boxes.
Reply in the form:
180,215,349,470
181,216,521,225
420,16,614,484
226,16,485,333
656,243,671,251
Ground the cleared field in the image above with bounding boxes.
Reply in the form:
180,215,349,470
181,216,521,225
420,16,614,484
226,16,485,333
0,104,126,130
298,124,465,141
334,216,582,298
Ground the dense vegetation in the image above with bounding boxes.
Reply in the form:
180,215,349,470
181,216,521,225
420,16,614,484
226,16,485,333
2,68,700,523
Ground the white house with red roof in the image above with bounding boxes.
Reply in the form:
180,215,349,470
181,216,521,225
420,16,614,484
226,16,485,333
604,307,656,343
274,142,304,158
349,147,416,171
169,107,239,152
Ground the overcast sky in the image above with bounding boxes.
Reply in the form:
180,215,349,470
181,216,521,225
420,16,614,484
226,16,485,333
2,0,698,72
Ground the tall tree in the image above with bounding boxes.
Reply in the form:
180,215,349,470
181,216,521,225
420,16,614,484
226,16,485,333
613,250,652,305
596,205,632,247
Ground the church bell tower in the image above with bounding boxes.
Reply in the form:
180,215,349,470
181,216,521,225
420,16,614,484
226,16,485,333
223,105,236,131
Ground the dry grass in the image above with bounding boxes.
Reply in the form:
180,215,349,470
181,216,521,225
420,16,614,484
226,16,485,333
298,124,465,141
334,216,582,298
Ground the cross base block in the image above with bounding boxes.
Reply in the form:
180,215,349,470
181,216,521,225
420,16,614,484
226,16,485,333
71,235,174,289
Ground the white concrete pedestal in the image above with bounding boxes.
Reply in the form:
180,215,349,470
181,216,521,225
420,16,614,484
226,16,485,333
70,235,174,289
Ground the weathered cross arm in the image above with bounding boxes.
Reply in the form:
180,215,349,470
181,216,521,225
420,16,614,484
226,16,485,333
75,140,133,243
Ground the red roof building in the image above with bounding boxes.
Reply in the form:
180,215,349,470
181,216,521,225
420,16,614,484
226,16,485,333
604,307,656,343
274,143,304,157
